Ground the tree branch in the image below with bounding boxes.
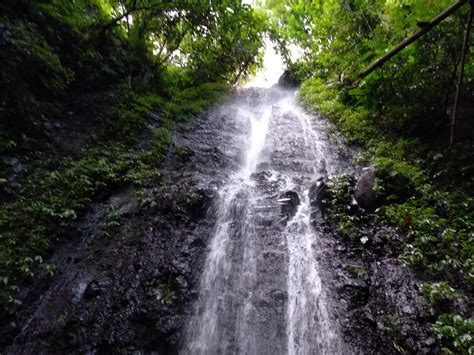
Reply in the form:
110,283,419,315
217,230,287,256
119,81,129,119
358,0,469,80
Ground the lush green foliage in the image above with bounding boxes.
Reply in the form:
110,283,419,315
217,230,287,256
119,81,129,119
383,314,405,353
0,0,265,317
105,0,266,84
432,314,474,354
0,0,265,139
282,1,473,352
421,282,457,307
299,80,473,287
268,0,473,137
325,175,358,238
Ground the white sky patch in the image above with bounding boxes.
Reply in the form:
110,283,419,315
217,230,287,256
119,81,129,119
245,39,284,88
245,39,304,88
118,3,134,26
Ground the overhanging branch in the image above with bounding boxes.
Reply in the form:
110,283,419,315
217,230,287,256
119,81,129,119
358,0,469,80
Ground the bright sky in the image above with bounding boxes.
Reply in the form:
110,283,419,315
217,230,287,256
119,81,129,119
245,39,285,88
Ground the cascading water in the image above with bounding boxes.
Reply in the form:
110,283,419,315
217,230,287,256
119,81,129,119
182,45,353,354
182,94,273,354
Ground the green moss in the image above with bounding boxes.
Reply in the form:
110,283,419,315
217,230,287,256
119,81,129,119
346,266,367,279
175,145,193,163
374,157,425,204
186,192,203,209
160,283,175,305
384,314,405,353
139,126,172,167
299,79,379,146
171,82,230,119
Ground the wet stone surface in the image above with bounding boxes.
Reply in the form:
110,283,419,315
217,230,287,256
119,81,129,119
1,86,439,355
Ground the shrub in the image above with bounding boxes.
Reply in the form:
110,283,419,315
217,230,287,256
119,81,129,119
421,282,456,307
325,175,358,238
432,314,474,354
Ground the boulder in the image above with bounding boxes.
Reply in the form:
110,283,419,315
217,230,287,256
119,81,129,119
278,69,299,88
278,190,300,220
354,168,377,213
309,177,328,218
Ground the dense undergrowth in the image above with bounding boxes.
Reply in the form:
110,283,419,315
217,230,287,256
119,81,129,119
0,0,263,318
266,0,473,352
297,34,473,355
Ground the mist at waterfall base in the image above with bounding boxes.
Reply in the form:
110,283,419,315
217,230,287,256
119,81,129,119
181,44,352,354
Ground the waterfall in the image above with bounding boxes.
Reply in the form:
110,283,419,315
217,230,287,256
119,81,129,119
181,46,352,355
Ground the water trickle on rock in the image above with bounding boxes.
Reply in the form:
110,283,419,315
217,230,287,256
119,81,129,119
181,47,353,354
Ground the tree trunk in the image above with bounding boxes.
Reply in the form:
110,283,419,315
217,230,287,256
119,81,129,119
449,1,473,146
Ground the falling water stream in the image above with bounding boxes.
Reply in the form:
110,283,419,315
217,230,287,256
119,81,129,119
182,45,353,354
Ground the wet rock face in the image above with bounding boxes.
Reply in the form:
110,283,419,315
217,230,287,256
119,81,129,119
369,258,435,353
326,219,437,354
1,86,438,355
3,187,215,354
315,170,437,353
354,168,377,213
309,178,328,219
1,101,245,354
279,190,300,220
185,188,215,221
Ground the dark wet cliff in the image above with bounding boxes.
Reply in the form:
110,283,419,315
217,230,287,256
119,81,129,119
2,87,457,355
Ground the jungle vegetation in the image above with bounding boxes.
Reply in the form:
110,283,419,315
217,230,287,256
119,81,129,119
0,0,265,317
266,0,473,353
0,0,473,353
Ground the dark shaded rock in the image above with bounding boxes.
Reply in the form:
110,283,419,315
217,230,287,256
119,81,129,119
331,213,438,354
309,177,328,219
278,190,300,220
84,278,112,301
0,321,18,348
84,281,101,300
278,69,299,87
368,258,435,353
340,281,370,307
336,269,369,307
354,168,377,213
185,189,215,220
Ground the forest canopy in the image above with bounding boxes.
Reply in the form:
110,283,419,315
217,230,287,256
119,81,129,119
0,0,266,136
266,0,473,137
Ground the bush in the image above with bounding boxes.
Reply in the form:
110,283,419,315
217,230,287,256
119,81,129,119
421,282,456,307
325,175,358,238
432,314,474,354
374,157,425,204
